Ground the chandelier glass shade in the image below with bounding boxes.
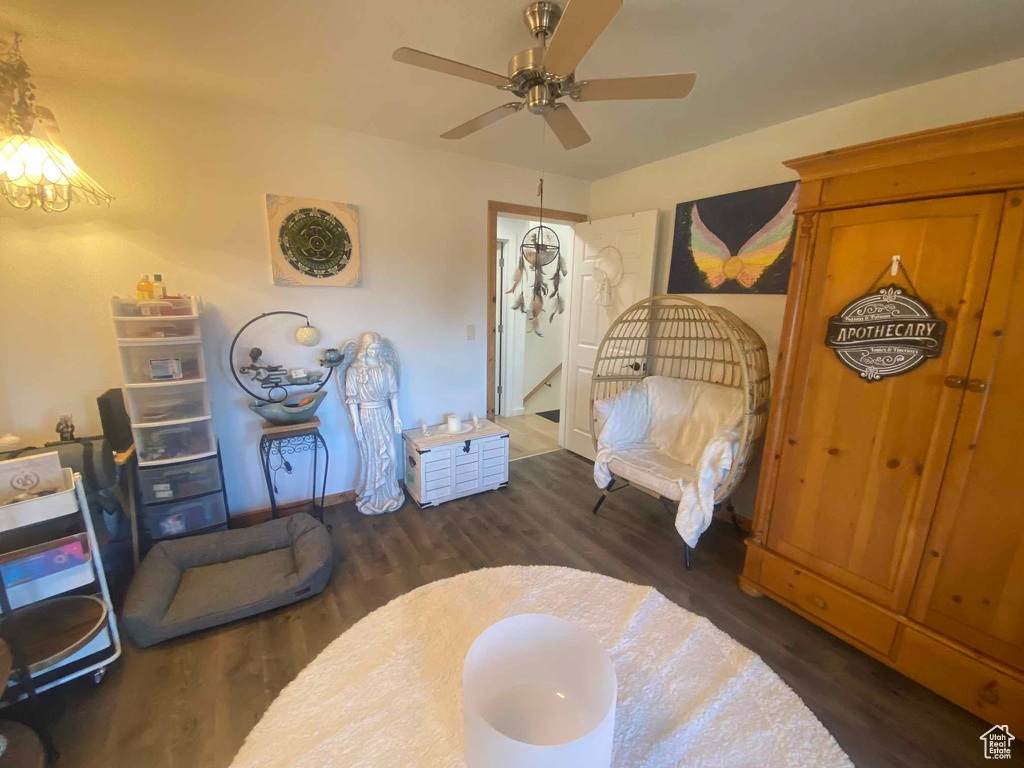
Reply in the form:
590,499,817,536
0,131,112,212
1,35,112,212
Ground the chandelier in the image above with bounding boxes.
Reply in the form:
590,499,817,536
0,34,112,212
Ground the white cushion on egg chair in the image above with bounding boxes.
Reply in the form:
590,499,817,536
594,376,744,548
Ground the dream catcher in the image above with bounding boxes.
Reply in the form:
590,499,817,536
506,178,567,336
593,245,624,307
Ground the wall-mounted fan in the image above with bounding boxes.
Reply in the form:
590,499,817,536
393,0,696,150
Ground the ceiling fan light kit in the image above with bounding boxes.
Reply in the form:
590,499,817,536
523,1,563,40
392,0,696,149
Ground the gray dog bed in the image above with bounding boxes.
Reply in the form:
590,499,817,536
123,513,332,647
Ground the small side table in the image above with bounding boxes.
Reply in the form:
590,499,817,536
258,418,329,528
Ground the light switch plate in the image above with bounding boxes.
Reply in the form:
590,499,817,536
466,324,476,341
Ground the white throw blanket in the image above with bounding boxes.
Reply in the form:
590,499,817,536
593,377,744,548
230,566,851,768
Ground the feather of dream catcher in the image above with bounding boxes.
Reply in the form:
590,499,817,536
507,179,567,337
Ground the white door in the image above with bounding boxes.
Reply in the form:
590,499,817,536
560,210,659,459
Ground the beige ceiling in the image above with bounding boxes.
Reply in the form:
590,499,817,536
4,0,1024,180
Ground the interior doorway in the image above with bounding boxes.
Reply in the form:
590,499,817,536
486,201,587,460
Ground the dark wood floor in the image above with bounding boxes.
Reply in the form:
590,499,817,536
32,450,995,767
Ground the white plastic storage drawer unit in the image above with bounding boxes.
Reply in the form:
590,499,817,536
403,420,509,507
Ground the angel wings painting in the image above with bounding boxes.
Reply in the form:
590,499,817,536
668,182,799,294
335,332,404,515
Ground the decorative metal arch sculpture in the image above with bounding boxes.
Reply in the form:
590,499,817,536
590,294,771,503
228,311,334,403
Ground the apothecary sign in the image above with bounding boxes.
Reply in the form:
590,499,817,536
825,284,946,382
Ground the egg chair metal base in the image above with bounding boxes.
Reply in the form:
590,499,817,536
591,477,627,514
725,501,743,539
657,496,692,571
591,475,691,570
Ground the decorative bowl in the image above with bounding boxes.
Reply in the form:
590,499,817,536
249,390,327,426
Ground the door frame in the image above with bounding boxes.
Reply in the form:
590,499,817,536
487,200,588,420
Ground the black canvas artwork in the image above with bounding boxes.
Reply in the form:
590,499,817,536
668,181,798,294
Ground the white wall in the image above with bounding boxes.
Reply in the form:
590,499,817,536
525,369,561,415
589,57,1024,516
591,57,1024,373
0,81,589,514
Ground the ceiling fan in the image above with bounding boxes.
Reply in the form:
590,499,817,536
392,0,696,150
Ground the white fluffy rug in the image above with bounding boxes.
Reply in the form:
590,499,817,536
230,566,851,768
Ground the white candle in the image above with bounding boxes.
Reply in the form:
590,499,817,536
447,414,462,432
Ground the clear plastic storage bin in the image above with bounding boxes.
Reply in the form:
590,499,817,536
124,381,209,425
144,491,227,539
119,342,205,385
111,296,198,318
134,418,215,465
114,316,200,341
138,456,222,504
0,533,94,610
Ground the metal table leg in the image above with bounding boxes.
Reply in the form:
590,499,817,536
260,430,329,527
259,435,279,519
315,431,330,530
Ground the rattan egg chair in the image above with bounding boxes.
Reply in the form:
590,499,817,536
589,295,771,567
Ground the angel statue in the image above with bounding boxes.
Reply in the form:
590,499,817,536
337,332,404,515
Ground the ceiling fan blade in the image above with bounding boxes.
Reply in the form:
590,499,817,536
392,47,510,89
543,0,622,78
576,73,697,101
441,103,524,140
544,104,591,150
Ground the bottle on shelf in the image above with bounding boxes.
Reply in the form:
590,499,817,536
136,274,154,300
151,273,167,299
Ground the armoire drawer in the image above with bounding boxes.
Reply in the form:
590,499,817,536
759,552,899,655
895,625,1024,735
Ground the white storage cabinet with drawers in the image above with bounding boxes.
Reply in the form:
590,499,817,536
110,294,229,543
403,420,509,507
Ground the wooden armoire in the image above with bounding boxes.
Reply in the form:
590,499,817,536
741,112,1024,732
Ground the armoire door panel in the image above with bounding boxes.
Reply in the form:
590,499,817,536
767,194,1004,610
909,192,1024,669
